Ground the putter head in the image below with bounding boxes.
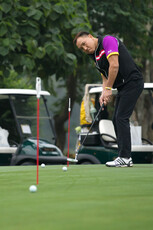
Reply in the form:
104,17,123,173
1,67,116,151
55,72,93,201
67,157,78,163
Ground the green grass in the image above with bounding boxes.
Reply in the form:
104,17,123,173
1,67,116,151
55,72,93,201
1,165,153,230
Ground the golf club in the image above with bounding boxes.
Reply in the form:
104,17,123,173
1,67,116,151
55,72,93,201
75,103,105,161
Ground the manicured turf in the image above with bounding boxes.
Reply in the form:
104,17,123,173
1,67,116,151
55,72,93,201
1,164,153,230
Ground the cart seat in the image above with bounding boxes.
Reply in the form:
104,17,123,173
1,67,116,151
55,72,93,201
99,119,117,142
99,119,153,152
111,144,153,152
0,147,17,154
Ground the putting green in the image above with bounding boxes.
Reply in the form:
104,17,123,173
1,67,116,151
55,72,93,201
0,165,153,230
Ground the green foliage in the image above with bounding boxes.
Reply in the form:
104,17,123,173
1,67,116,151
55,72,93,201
0,0,92,91
0,67,32,88
0,0,94,151
87,0,153,68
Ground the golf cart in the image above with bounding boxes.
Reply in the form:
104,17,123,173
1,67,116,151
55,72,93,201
0,89,68,166
76,83,153,164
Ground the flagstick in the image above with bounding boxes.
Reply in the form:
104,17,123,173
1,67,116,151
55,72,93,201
67,98,71,167
36,77,41,185
37,98,39,185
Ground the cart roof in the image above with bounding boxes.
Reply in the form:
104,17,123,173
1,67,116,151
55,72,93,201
89,83,153,94
0,89,50,96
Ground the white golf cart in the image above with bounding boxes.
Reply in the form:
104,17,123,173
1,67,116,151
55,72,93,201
0,89,68,166
76,83,153,164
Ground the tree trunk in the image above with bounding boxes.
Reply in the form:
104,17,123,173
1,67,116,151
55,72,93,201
54,74,77,151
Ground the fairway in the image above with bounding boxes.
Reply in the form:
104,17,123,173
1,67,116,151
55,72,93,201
1,165,153,230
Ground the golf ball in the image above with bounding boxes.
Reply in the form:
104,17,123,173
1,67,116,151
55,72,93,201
41,163,45,168
29,185,37,193
62,166,67,172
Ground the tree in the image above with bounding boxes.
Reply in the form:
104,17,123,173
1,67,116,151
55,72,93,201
0,0,93,150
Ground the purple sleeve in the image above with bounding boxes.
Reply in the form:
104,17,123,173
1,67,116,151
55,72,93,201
102,36,119,58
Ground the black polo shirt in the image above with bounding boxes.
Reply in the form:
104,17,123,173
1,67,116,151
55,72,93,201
89,35,143,89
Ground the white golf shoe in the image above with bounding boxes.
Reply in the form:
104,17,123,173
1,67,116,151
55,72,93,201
106,157,133,167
